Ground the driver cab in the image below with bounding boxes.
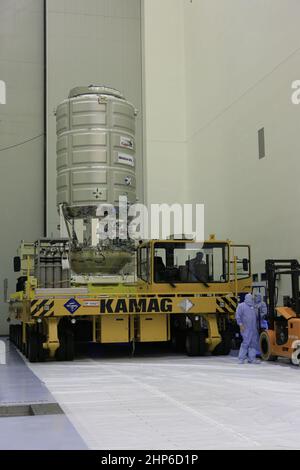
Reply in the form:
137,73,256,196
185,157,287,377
137,238,251,292
138,240,236,286
152,243,216,284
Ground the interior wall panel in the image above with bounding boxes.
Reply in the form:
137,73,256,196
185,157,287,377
0,0,44,335
46,0,144,236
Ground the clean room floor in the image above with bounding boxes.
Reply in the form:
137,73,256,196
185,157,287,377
25,347,300,450
0,338,87,450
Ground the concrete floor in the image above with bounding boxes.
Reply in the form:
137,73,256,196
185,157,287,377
0,339,87,450
26,349,300,450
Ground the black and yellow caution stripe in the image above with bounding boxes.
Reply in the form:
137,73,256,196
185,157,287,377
31,299,55,318
216,296,238,314
29,295,238,317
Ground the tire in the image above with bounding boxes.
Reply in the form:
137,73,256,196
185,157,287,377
37,333,46,362
27,331,39,363
56,329,74,362
16,326,19,349
260,331,277,362
55,334,67,361
9,325,13,343
212,332,232,356
10,325,21,349
65,330,75,361
186,331,207,357
24,325,30,358
10,325,16,345
171,331,186,353
17,325,23,351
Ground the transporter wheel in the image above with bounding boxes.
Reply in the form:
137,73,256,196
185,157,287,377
212,332,232,356
11,325,21,350
186,331,206,357
22,325,30,358
260,331,277,362
9,325,13,343
10,325,16,346
37,333,46,362
65,330,75,361
21,339,26,356
55,335,66,361
10,325,14,344
15,326,18,348
171,331,186,353
27,330,39,363
16,325,20,348
15,326,20,349
56,329,74,362
17,325,23,351
24,325,30,358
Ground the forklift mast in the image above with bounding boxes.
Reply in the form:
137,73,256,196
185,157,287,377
265,259,300,328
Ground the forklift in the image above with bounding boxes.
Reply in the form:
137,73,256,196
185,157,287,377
260,259,300,364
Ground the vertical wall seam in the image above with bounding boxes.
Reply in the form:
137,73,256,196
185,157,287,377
140,0,147,206
43,0,47,237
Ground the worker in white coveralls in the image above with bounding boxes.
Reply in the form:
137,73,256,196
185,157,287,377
235,293,260,364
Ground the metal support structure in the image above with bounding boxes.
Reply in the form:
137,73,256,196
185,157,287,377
204,314,222,352
44,318,59,358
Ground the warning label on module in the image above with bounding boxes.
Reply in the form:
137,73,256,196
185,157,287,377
117,153,135,167
120,136,134,150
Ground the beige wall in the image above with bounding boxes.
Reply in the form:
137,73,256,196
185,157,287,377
1,1,300,335
0,0,44,334
183,0,300,275
142,0,187,205
143,0,300,278
46,0,143,235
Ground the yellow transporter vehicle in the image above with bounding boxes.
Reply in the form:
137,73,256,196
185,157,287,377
9,237,252,362
9,86,252,362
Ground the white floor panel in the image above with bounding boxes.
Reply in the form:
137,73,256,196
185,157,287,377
28,355,300,450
